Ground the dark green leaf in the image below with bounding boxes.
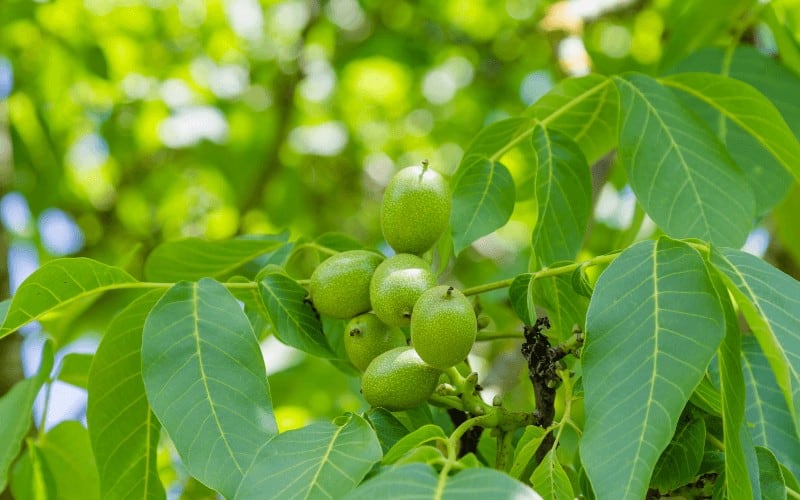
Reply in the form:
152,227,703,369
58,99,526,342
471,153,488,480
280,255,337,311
711,247,800,441
365,408,410,454
259,272,333,358
582,237,725,500
614,74,754,247
530,125,591,266
756,446,787,500
741,336,800,480
1,258,137,338
87,289,166,500
689,374,722,417
315,232,366,253
662,72,800,212
0,340,53,491
144,238,282,282
235,414,382,499
450,157,515,254
344,463,542,499
458,118,532,166
651,416,706,492
509,273,536,325
141,279,277,497
532,274,589,342
712,270,755,499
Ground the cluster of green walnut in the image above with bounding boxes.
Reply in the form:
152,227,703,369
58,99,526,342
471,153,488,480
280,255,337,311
308,161,476,411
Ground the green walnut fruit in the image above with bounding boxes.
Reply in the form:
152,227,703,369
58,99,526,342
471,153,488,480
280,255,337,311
344,313,407,371
370,254,437,327
309,250,384,319
381,162,451,254
361,346,441,411
410,285,477,369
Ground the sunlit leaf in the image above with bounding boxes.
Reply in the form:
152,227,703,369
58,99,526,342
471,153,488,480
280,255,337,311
144,238,283,282
614,73,754,247
581,237,725,500
527,74,618,163
87,289,166,500
141,279,277,497
0,341,53,491
57,353,93,389
235,414,382,499
0,258,137,338
382,424,447,465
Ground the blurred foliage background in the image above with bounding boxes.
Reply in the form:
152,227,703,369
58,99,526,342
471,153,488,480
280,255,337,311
2,0,800,496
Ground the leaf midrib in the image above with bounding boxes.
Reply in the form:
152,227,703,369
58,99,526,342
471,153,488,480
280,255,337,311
191,283,244,475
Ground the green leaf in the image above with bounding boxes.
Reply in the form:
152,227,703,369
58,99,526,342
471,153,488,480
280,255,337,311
756,446,787,500
711,247,800,439
459,118,533,164
87,289,166,500
235,414,382,499
144,238,282,282
713,271,755,499
689,374,722,417
141,279,277,497
315,232,366,253
509,273,536,325
662,72,800,211
510,425,547,481
674,47,800,137
526,74,618,163
258,272,333,358
57,352,93,389
532,274,589,342
0,340,53,491
343,463,542,499
741,336,800,480
614,73,755,247
530,125,591,266
364,408,410,455
450,157,515,254
382,424,447,465
0,258,137,338
24,421,101,500
9,445,50,500
531,449,574,500
650,416,706,493
581,237,726,500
